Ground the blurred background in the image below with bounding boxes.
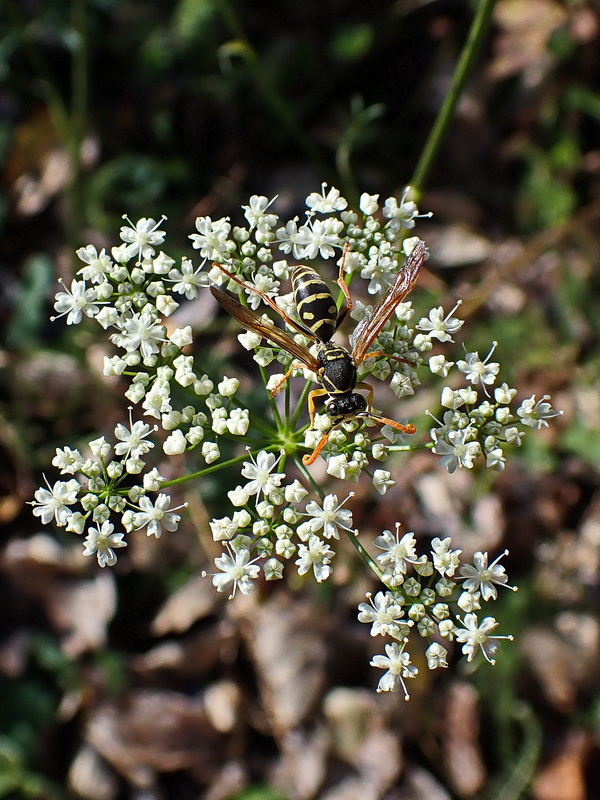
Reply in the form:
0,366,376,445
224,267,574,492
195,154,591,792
1,0,600,798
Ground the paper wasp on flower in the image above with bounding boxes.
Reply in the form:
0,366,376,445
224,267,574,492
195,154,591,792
210,240,426,465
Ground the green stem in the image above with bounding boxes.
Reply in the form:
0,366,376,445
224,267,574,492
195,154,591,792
215,0,332,179
410,0,498,194
161,443,281,487
67,0,88,256
346,530,383,580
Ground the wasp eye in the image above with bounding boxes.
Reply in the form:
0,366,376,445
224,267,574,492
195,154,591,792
327,399,340,416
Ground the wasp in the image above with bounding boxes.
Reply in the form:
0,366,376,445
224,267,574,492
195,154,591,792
210,240,425,465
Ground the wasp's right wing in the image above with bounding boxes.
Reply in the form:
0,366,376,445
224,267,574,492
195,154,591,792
211,286,321,372
351,240,425,363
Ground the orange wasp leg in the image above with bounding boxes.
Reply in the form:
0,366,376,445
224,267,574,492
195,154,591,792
269,361,307,397
334,242,353,327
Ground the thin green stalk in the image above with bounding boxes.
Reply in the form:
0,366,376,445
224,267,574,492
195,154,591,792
410,0,498,195
346,530,383,580
161,443,281,487
7,0,89,256
215,0,332,180
67,0,88,254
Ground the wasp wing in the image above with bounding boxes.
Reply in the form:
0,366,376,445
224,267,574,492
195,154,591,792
211,286,321,372
351,240,425,363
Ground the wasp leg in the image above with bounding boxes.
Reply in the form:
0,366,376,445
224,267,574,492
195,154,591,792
303,431,331,466
269,361,306,396
307,387,328,427
360,412,416,435
213,262,308,338
334,242,352,330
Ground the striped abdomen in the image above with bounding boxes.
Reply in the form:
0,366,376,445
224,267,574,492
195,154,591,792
292,265,338,342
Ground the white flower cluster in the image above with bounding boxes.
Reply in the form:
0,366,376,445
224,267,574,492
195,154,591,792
32,184,562,694
31,413,186,567
360,531,515,696
206,449,358,594
429,340,561,474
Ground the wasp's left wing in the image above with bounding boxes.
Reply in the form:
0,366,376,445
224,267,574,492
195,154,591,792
210,285,321,372
351,240,425,364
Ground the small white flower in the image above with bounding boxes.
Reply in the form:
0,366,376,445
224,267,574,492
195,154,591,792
133,493,185,538
426,642,448,669
211,543,260,598
113,312,166,360
239,329,262,350
295,534,335,582
460,550,514,600
163,430,187,455
284,480,309,504
201,441,220,463
429,354,454,377
52,279,100,325
31,479,80,526
297,493,355,540
76,245,113,283
306,183,348,213
359,192,379,215
431,537,462,577
218,377,240,397
495,383,517,404
325,453,350,479
242,195,278,231
52,447,84,475
240,451,285,501
114,416,155,460
373,525,420,579
432,427,481,473
417,302,463,342
210,516,240,542
143,468,165,492
168,257,209,299
517,394,561,429
372,469,395,495
226,408,249,436
120,216,166,262
455,613,512,664
357,591,411,639
189,215,232,261
457,342,500,388
458,591,481,612
370,640,418,697
82,521,126,567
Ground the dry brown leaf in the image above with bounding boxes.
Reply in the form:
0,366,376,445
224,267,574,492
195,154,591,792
532,731,590,800
270,727,329,800
490,0,568,82
442,682,486,795
151,572,218,635
400,765,453,800
235,592,326,733
521,628,577,711
86,690,221,788
131,620,237,679
68,744,119,800
47,572,117,657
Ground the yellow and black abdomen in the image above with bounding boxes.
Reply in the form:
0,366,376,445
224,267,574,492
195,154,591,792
292,265,339,342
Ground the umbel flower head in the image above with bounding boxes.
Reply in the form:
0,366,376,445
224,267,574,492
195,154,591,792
33,183,562,697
